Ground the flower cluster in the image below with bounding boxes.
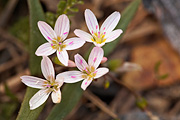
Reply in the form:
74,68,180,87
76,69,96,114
21,9,123,110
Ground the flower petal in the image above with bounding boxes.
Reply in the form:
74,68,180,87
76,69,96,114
21,76,46,89
29,89,50,110
74,54,88,72
55,76,64,87
81,79,92,90
64,37,85,50
57,71,84,83
74,29,93,42
94,67,109,79
54,14,70,40
85,9,99,34
51,89,61,103
100,11,120,34
88,47,104,69
38,21,57,42
41,56,55,80
57,50,69,66
35,43,56,56
105,29,123,43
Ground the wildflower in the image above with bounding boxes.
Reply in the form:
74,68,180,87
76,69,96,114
21,56,64,110
57,47,109,90
35,14,85,66
74,9,123,47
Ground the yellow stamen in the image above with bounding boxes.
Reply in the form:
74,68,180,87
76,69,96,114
91,32,106,44
51,36,66,51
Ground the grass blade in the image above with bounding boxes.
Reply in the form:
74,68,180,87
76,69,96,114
16,0,46,119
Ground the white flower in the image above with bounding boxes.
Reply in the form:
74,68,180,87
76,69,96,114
35,14,85,66
74,9,123,47
57,47,109,90
21,56,64,110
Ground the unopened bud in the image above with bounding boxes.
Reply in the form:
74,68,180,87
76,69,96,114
101,57,108,64
68,60,76,67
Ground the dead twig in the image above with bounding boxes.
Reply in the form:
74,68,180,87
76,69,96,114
0,0,19,28
107,72,140,98
83,90,119,120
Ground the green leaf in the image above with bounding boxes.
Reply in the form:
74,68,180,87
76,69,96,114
57,0,67,15
16,0,46,119
69,8,79,12
158,74,169,80
136,97,147,110
77,1,84,4
154,61,162,74
46,0,141,119
46,12,56,27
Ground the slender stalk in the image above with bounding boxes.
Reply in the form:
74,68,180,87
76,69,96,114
107,73,140,98
84,90,119,120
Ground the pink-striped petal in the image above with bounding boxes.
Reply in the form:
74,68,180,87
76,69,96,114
88,47,104,69
57,71,84,83
55,76,64,87
105,29,123,43
74,29,93,42
94,68,109,79
57,50,69,66
74,54,88,72
21,76,46,89
64,37,85,50
51,89,61,103
41,56,55,80
35,43,56,56
85,9,99,35
81,78,93,90
54,14,70,40
100,11,120,34
38,21,57,42
29,89,50,110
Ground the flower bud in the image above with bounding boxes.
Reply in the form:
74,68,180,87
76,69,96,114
101,57,108,64
68,60,76,67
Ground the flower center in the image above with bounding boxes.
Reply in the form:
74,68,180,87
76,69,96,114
91,31,106,44
82,66,97,80
51,36,66,51
44,79,59,91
